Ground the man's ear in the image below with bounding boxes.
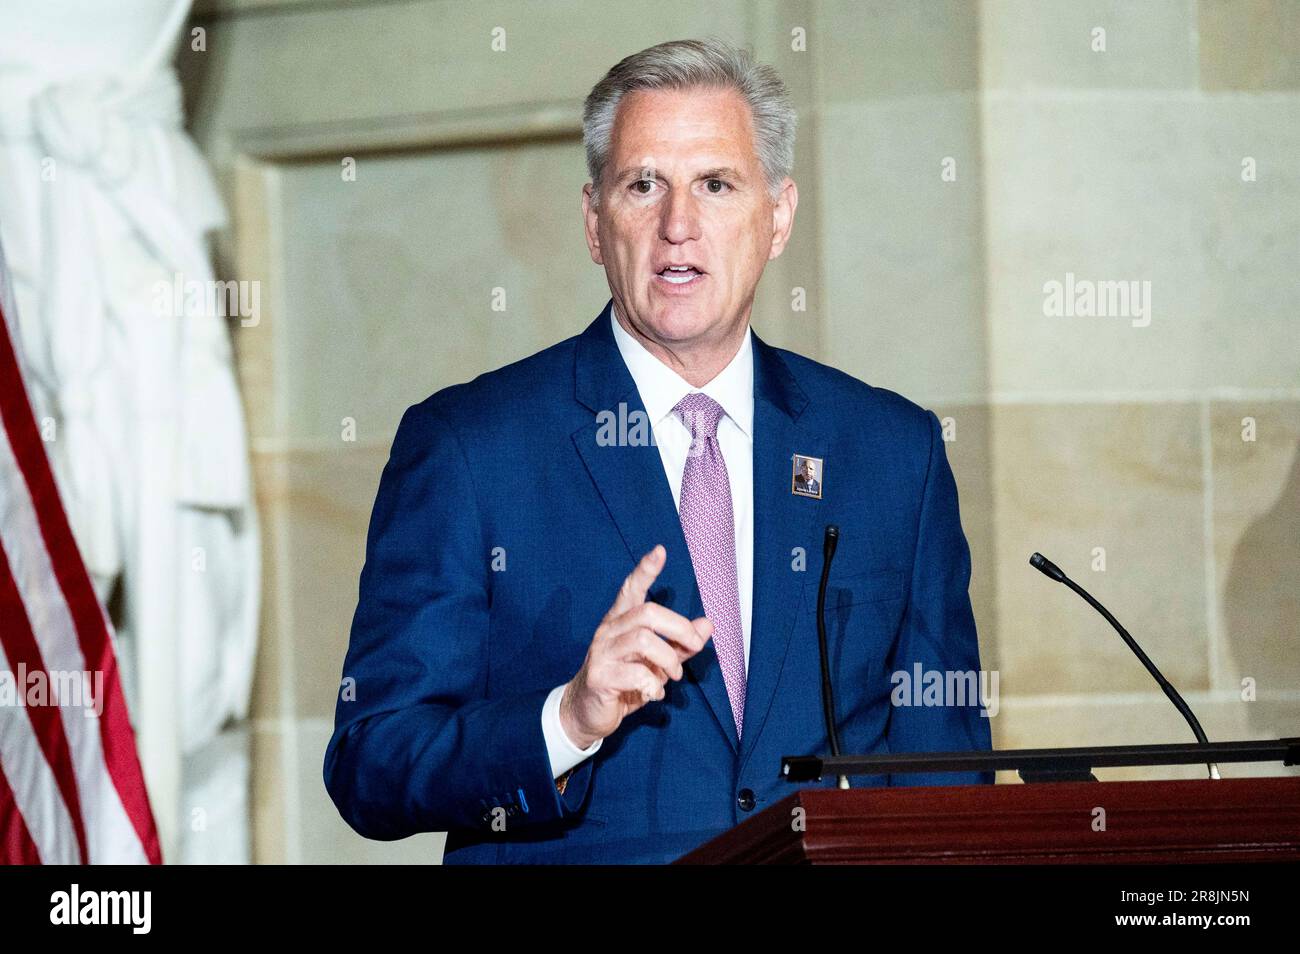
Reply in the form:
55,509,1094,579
582,183,603,265
767,177,798,261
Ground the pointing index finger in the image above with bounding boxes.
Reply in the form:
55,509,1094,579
609,544,666,619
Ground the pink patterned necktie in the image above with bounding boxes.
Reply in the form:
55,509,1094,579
674,392,746,739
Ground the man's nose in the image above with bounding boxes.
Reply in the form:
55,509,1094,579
659,188,699,243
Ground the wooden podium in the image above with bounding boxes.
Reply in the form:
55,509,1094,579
675,776,1300,864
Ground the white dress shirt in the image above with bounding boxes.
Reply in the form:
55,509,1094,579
542,304,755,778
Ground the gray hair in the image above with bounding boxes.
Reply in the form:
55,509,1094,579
582,37,797,207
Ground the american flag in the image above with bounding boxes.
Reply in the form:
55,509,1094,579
0,241,161,864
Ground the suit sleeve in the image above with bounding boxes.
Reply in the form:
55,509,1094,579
884,409,994,786
323,401,593,840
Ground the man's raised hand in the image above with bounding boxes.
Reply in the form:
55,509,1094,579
559,545,713,750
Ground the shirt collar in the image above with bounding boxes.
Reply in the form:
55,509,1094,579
609,302,754,438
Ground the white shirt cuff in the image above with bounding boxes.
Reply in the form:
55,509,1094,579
542,683,602,778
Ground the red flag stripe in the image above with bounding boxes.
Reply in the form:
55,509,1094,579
0,759,43,864
0,541,89,863
0,300,161,864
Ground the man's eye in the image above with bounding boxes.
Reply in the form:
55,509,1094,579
705,178,730,194
632,179,655,194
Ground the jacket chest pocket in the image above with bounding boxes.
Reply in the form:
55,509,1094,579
799,569,906,688
802,568,905,616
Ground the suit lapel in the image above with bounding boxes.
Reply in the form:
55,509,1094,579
570,303,739,752
740,332,822,766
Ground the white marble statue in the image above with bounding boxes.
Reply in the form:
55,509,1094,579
0,0,259,863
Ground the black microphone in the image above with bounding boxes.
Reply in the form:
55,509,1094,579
816,525,849,789
1029,552,1219,779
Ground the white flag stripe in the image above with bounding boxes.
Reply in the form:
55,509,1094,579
0,635,79,864
0,418,148,864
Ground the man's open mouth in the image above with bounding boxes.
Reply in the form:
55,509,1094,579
656,265,705,285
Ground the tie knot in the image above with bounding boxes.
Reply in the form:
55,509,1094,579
673,392,725,439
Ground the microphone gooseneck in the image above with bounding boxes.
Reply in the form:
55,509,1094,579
1029,552,1220,779
817,525,849,789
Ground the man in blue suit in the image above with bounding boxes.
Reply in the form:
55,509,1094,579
324,37,992,864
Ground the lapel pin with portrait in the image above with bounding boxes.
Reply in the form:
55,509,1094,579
791,454,823,499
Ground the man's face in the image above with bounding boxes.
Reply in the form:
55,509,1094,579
582,86,797,353
801,460,815,480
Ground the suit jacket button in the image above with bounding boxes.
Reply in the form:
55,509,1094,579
737,788,756,812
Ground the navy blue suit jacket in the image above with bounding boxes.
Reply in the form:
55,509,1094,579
324,300,993,863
